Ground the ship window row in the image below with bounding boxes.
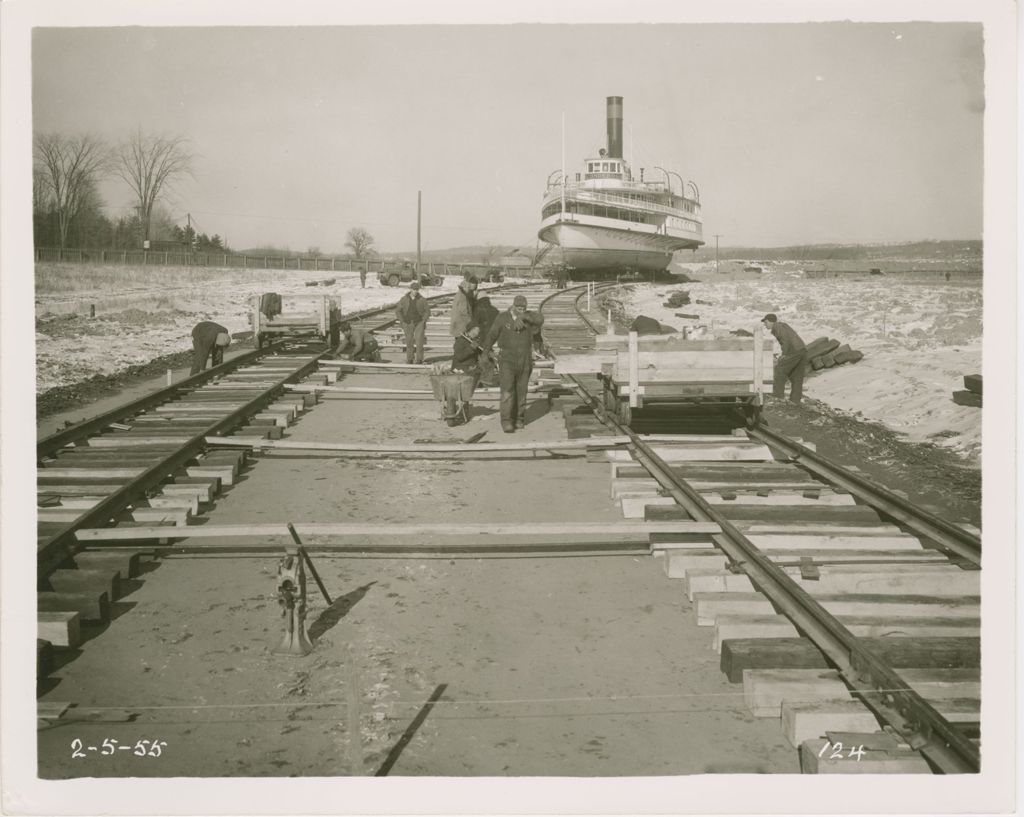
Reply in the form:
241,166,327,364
543,201,699,232
587,161,623,174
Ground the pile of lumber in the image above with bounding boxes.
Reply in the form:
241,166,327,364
952,373,982,407
803,337,864,374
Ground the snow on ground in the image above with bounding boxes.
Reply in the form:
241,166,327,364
34,265,467,393
622,269,982,463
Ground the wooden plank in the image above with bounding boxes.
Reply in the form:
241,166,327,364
693,592,980,627
743,668,850,717
36,468,146,479
785,698,980,750
662,546,939,577
130,508,190,525
627,331,640,408
75,520,723,543
712,614,980,653
612,368,772,384
596,336,773,352
205,436,631,454
48,568,120,601
604,444,775,462
38,591,109,624
73,550,144,579
799,738,931,774
685,564,979,599
38,611,81,648
186,466,236,486
647,504,884,525
721,636,980,683
782,700,882,748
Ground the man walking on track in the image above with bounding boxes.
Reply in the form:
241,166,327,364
482,294,545,433
762,313,808,404
190,320,231,375
396,281,431,364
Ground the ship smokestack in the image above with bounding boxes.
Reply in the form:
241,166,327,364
606,96,623,159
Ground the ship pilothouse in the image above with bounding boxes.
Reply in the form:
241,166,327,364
539,96,704,276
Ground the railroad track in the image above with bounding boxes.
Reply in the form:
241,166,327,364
35,280,981,776
541,284,982,773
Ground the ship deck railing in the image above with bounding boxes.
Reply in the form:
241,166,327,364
544,187,701,220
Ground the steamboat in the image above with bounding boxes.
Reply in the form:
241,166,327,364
538,96,704,278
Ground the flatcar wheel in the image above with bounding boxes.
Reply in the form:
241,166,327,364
388,274,400,286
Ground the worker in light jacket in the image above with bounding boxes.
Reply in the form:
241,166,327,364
190,321,231,375
395,282,432,364
482,295,545,432
762,313,808,404
449,274,478,337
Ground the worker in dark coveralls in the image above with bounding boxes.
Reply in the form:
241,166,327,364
762,313,807,403
482,294,545,433
337,321,381,362
396,281,431,364
190,321,231,375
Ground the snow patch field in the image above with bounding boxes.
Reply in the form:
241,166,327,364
621,272,982,463
34,264,464,393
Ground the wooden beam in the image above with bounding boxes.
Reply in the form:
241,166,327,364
743,668,851,717
693,591,980,627
799,738,931,774
75,520,722,543
38,611,81,648
205,436,632,454
720,636,980,683
712,614,980,653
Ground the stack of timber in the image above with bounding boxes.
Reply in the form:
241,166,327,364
803,336,864,373
952,373,982,407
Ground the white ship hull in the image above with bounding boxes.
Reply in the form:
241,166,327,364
539,222,687,273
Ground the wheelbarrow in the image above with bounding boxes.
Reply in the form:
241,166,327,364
429,371,478,426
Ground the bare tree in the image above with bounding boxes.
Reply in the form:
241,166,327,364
113,128,194,246
345,227,374,259
33,132,110,248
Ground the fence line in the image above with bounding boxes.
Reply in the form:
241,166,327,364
33,247,540,279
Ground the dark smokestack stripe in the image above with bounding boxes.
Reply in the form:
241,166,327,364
606,96,623,159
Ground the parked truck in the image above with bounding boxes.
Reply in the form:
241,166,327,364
377,261,443,288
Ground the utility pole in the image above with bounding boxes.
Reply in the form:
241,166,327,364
713,234,723,274
416,191,421,268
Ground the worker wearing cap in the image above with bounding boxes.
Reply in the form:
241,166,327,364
482,294,545,432
337,321,381,362
449,273,478,337
761,313,807,403
396,281,431,364
190,321,231,375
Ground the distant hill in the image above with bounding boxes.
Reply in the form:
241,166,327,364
685,240,981,264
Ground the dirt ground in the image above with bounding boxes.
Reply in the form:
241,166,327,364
37,368,800,778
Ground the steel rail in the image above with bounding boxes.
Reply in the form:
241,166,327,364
747,425,981,567
36,296,441,459
540,284,980,773
37,283,519,575
37,351,328,577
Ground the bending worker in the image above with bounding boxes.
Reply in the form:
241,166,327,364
761,313,807,404
482,294,544,433
337,321,381,362
395,281,431,364
190,320,231,375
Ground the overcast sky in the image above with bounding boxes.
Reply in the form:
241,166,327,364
31,22,983,253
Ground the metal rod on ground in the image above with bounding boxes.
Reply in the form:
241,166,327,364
286,522,333,605
166,369,173,386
